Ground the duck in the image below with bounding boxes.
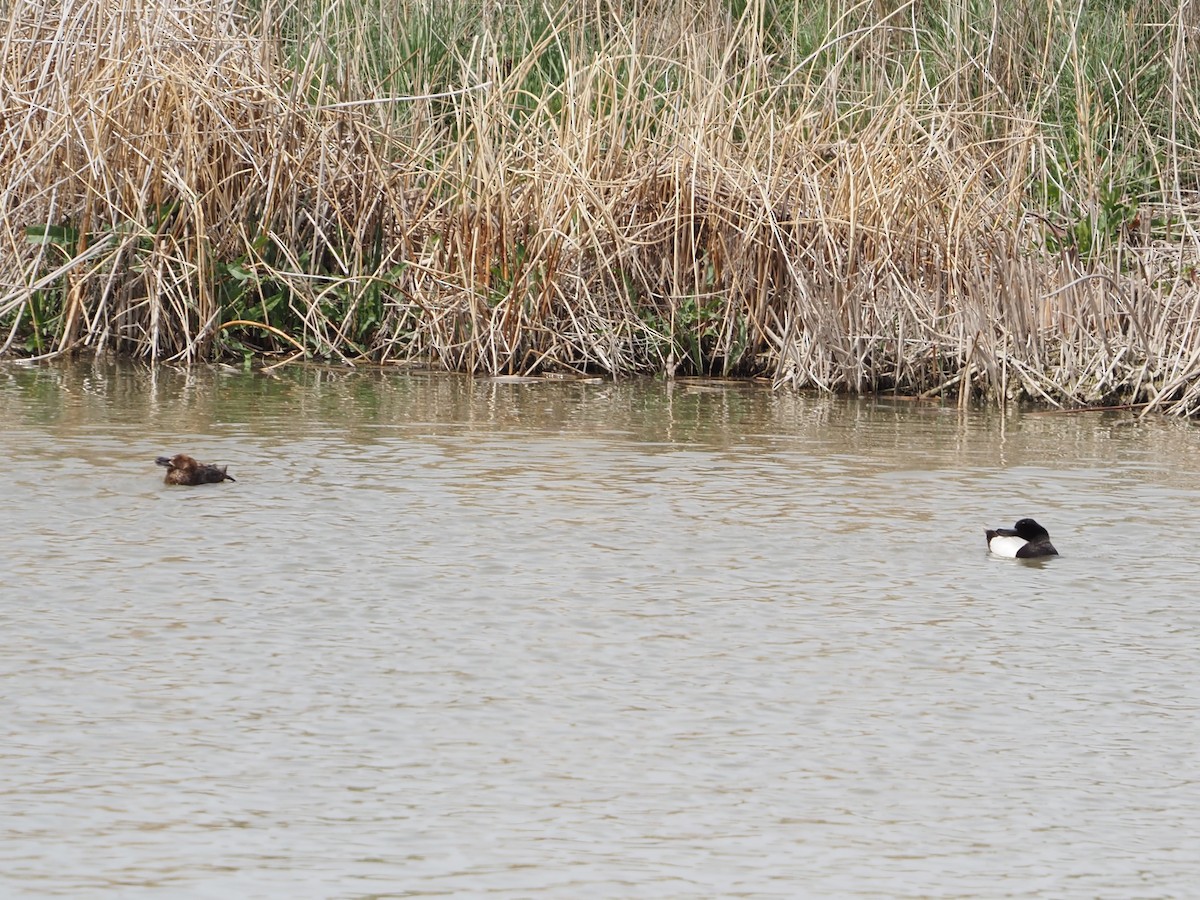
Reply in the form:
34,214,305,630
155,454,236,486
985,517,1057,558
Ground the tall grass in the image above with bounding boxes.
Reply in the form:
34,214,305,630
3,0,1200,413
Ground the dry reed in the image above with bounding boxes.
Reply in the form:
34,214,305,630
3,0,1200,415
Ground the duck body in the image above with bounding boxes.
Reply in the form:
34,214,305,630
985,518,1057,558
156,454,235,486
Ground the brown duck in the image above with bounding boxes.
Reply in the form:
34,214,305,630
156,454,236,486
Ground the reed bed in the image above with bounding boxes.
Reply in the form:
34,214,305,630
3,0,1200,413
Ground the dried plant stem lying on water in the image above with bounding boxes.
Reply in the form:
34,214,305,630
3,0,1200,414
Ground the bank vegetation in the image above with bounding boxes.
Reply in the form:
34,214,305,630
3,0,1200,414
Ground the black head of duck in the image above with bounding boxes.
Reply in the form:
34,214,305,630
155,454,235,486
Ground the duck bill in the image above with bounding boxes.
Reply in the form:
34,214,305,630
155,456,172,467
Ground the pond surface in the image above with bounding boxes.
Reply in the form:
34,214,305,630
2,361,1199,898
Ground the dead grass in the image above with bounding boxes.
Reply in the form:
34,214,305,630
3,0,1200,415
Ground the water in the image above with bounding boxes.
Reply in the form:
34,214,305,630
2,361,1199,898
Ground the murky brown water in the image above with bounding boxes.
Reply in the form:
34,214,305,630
2,361,1200,898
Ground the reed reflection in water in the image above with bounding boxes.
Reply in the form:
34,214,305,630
2,362,1199,898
